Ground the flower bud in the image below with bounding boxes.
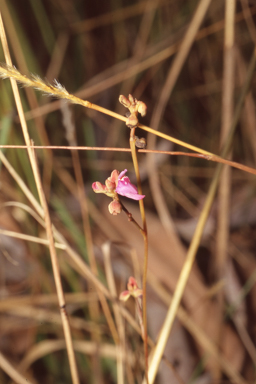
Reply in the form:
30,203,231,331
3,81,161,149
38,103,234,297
127,276,138,291
92,182,107,193
105,179,116,191
128,94,136,105
119,276,143,302
127,276,143,298
119,290,130,301
119,95,130,108
108,199,122,215
108,169,119,183
135,136,146,149
137,101,147,117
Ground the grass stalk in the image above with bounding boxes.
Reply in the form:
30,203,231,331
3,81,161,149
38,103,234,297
30,147,80,384
1,0,53,198
102,242,125,384
0,352,33,384
148,273,247,384
2,62,256,166
0,14,80,384
0,144,256,176
214,0,236,379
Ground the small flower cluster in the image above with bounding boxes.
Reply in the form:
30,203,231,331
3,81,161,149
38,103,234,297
92,169,145,215
119,276,143,302
119,94,147,128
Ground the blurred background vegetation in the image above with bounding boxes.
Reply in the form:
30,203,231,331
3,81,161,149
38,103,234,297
0,0,256,383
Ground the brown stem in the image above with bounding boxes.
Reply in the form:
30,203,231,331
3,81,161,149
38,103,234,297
120,201,144,233
129,128,149,384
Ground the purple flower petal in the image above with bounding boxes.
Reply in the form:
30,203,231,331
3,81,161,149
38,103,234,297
118,169,127,179
116,174,145,200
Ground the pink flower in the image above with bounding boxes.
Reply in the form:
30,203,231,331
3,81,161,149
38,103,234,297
92,169,145,215
116,170,145,200
119,276,143,302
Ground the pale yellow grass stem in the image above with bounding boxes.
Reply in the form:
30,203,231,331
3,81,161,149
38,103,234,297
0,14,80,384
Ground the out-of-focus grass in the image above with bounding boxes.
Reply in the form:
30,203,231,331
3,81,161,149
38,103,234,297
52,196,87,259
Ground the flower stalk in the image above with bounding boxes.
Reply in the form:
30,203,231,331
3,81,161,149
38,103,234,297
130,129,149,383
119,94,149,383
120,277,145,338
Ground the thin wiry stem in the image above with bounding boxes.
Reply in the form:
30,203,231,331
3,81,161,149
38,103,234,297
1,62,256,177
0,145,255,176
215,0,236,380
0,63,125,121
0,352,33,384
120,202,144,233
129,127,149,384
0,65,234,155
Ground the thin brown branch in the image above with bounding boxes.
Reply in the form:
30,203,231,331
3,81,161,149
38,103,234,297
1,145,256,176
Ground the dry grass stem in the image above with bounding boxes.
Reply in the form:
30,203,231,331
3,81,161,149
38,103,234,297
71,0,169,33
103,242,125,384
0,62,255,168
147,272,247,384
0,144,256,175
0,352,33,384
214,0,235,379
129,130,149,382
0,13,80,384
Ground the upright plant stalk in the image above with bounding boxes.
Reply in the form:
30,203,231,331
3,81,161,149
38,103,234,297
129,127,149,383
215,0,236,380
